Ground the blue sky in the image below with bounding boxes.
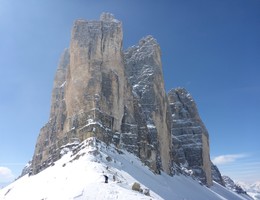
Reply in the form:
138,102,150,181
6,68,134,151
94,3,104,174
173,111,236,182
0,0,259,185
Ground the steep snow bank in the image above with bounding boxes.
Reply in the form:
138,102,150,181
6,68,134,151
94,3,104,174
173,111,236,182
0,138,250,200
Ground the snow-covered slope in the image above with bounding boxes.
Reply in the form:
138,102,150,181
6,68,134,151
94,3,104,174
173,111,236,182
0,138,252,200
211,181,253,200
237,181,260,200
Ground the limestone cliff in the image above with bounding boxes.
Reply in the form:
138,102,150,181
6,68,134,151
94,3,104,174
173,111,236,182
31,13,217,186
65,13,124,132
32,13,156,174
124,36,172,173
168,88,212,186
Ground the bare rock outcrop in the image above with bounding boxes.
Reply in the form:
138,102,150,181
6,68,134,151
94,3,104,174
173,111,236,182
223,176,248,194
65,13,124,133
32,13,156,174
168,88,212,186
124,36,172,173
31,13,217,185
211,162,225,186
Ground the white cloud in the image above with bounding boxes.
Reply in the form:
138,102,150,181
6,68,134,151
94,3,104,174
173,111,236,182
212,154,248,165
0,166,15,183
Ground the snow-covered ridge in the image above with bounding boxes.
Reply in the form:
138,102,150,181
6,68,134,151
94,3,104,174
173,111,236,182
236,180,260,200
0,138,252,200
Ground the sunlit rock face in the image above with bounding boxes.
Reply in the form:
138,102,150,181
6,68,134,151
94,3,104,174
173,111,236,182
32,13,160,175
168,88,212,186
31,13,217,185
66,13,124,132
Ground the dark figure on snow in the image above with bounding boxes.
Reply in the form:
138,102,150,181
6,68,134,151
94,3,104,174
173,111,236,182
104,175,108,183
113,174,116,182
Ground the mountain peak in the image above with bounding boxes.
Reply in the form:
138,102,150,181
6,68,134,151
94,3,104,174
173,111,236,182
7,13,251,199
100,12,118,22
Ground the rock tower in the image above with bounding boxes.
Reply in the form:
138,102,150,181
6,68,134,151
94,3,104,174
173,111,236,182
32,13,171,175
168,88,212,186
30,13,220,187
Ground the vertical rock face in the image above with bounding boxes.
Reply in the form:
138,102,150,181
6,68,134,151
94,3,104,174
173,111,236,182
64,13,153,168
66,13,124,133
31,13,218,185
49,48,69,135
124,36,172,173
168,88,212,186
32,13,156,174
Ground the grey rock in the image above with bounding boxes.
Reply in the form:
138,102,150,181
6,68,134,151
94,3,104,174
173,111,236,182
223,176,248,194
124,36,172,174
211,162,225,186
29,13,218,185
168,87,212,186
31,13,155,175
19,161,32,177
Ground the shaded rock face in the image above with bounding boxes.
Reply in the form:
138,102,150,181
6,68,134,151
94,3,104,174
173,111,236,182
168,88,212,186
222,176,248,194
19,161,32,178
124,36,172,173
211,162,225,186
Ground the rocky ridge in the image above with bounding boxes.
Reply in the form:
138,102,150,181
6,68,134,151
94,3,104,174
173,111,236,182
223,176,248,194
29,13,223,187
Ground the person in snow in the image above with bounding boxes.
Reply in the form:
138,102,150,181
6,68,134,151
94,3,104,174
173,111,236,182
113,174,116,182
104,175,108,183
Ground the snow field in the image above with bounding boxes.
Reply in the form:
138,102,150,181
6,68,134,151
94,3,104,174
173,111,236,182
0,138,253,200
